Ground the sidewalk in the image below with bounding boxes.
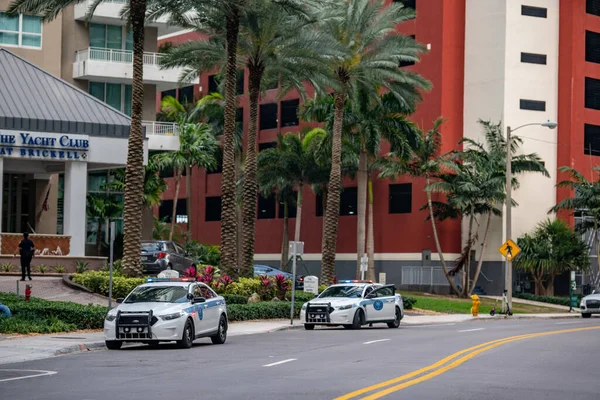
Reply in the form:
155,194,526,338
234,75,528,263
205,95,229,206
0,276,108,306
481,295,572,311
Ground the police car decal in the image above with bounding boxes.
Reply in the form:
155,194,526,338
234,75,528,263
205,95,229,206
373,300,384,311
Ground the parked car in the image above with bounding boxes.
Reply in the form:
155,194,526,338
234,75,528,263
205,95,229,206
253,265,304,289
580,289,600,318
141,241,194,274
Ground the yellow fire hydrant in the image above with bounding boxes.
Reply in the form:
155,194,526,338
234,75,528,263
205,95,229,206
470,294,481,317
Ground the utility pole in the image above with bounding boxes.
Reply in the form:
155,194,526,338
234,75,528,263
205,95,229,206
505,126,513,313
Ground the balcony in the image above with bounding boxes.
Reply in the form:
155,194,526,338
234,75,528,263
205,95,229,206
143,121,180,151
73,0,181,36
73,47,198,91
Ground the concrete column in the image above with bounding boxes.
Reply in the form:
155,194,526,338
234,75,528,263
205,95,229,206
0,158,3,233
63,162,87,256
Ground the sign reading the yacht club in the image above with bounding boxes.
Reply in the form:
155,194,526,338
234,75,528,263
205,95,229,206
0,130,89,161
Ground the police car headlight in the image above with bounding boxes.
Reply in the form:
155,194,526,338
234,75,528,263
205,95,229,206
160,312,183,321
301,303,308,310
105,313,117,322
337,304,354,310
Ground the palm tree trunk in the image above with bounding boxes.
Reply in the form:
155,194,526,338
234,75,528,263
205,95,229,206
366,177,375,281
320,190,328,274
219,10,241,278
169,170,182,241
241,68,263,276
463,211,475,298
186,165,192,235
470,211,492,295
294,185,303,242
122,0,147,277
96,219,104,255
281,200,289,269
546,272,556,296
356,148,367,279
426,176,461,296
321,91,347,286
235,154,243,270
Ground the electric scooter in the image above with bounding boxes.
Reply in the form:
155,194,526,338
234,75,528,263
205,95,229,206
489,289,513,316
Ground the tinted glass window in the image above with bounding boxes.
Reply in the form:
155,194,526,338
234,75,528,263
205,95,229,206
587,0,600,16
258,193,277,219
586,31,600,64
340,187,358,216
206,197,222,221
585,77,600,110
584,124,600,156
375,287,394,297
520,99,546,111
141,242,163,252
521,52,547,65
260,103,278,130
280,99,300,127
521,5,547,18
389,183,412,214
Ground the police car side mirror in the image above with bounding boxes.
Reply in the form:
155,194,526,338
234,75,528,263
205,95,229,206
116,298,124,304
192,297,206,304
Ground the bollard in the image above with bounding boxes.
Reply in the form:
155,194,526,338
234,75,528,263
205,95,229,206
470,294,481,317
16,280,19,296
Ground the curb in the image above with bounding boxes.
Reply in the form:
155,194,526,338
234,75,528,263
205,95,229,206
54,341,106,356
267,324,304,333
61,275,94,293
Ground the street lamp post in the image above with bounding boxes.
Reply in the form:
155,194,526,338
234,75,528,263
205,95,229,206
505,121,557,313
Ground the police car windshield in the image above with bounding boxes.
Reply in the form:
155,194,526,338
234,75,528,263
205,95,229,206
125,286,189,303
318,285,364,298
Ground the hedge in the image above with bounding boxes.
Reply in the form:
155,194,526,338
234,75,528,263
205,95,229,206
514,292,582,306
222,294,248,305
72,271,145,299
227,302,304,321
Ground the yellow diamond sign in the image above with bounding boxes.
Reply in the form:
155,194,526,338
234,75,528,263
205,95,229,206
499,239,520,261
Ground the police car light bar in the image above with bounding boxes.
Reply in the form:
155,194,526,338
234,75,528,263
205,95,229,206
145,278,196,283
338,280,373,283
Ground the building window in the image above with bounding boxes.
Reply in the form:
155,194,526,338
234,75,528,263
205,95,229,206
521,5,547,18
400,35,416,67
259,142,277,152
340,187,358,216
585,77,600,110
161,89,176,99
278,194,297,218
519,99,546,112
586,31,600,64
260,103,278,130
236,107,243,124
394,0,416,18
258,194,276,219
521,52,547,65
389,183,412,214
237,70,245,95
208,74,219,94
587,0,600,16
89,24,131,51
280,99,299,127
0,13,42,48
89,82,132,116
316,193,325,217
158,199,187,224
205,197,222,221
178,86,194,104
584,124,600,156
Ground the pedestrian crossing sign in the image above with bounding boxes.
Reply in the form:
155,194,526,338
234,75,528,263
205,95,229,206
499,239,520,261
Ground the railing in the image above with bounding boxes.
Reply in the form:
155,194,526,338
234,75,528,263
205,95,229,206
75,47,165,66
401,266,450,286
142,121,179,136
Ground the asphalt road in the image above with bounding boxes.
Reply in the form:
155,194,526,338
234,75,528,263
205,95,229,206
1,318,599,400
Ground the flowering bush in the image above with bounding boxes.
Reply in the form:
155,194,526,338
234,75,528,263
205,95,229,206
274,274,291,300
258,276,273,300
183,266,197,278
198,265,217,287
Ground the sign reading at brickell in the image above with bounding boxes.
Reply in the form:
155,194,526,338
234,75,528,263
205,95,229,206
498,239,521,261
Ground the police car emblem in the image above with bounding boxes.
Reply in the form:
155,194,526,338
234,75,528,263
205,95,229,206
373,300,384,311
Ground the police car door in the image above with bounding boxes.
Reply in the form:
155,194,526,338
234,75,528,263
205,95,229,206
189,284,205,336
364,285,396,321
198,285,219,333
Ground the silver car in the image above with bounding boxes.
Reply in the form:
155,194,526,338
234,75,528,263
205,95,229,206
141,241,195,274
580,290,600,318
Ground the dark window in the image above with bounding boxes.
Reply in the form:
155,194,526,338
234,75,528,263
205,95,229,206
521,5,547,18
520,99,546,111
159,199,187,223
585,77,600,110
374,286,394,297
586,31,600,64
207,147,223,174
400,35,416,67
205,197,221,221
259,142,277,152
316,193,325,217
280,99,299,127
278,194,297,218
258,194,276,219
260,103,278,130
178,86,194,104
237,70,245,95
389,183,412,214
208,75,219,94
236,108,243,124
340,187,358,216
158,166,186,178
584,124,600,156
161,89,176,99
394,0,415,17
521,52,547,65
587,0,600,16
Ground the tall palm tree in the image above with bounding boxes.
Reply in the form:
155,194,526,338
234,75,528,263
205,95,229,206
550,166,600,289
314,0,430,284
9,0,148,277
108,155,167,209
86,193,123,255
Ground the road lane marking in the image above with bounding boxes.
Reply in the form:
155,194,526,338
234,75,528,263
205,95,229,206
363,339,391,345
405,323,456,328
0,369,57,383
334,325,600,400
262,359,297,367
458,328,485,333
555,321,583,325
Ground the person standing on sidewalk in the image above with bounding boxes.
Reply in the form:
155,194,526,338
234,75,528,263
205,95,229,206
16,232,35,281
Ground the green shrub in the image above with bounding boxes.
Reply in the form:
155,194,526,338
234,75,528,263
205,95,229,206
514,293,580,306
53,265,65,273
402,296,417,310
286,291,316,302
38,264,47,274
101,259,124,276
318,285,328,293
74,261,89,274
1,263,12,272
226,277,264,297
0,316,77,334
222,294,248,305
227,302,303,321
72,271,145,299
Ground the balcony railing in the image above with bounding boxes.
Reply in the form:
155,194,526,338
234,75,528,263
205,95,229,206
75,47,165,66
143,121,179,136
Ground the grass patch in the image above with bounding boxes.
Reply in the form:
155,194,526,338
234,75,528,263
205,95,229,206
399,292,563,314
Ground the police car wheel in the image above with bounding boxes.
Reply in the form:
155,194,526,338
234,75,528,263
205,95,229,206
211,315,228,344
105,340,122,350
387,307,401,329
582,313,591,318
351,309,364,330
343,325,352,329
304,324,315,330
178,319,194,349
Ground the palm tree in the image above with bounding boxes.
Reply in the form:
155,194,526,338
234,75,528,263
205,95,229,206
550,166,600,289
9,0,148,278
154,99,218,240
515,219,589,296
314,0,430,285
107,155,167,209
86,193,123,255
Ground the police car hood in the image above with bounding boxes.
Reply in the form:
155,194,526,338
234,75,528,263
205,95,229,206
583,293,600,302
307,297,358,307
115,302,183,315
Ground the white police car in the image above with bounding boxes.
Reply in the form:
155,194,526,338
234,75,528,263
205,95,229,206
103,278,228,349
300,281,403,330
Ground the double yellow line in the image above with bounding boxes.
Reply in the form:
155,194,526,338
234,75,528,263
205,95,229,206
335,325,600,400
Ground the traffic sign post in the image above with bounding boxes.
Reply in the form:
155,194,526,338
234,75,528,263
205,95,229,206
360,255,368,280
289,241,304,325
108,221,115,309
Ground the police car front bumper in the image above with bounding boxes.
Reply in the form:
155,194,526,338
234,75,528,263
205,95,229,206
104,312,185,342
300,306,357,325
